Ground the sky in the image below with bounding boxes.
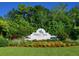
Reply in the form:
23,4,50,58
0,2,79,17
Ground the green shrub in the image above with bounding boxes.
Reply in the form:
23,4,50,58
71,43,76,46
61,43,66,47
8,39,22,47
66,43,72,47
8,40,18,47
0,35,8,47
25,40,33,47
40,42,47,47
33,42,39,47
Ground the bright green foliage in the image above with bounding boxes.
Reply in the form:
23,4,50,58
0,35,8,47
7,19,35,38
0,19,9,37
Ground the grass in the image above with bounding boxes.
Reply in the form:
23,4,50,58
0,46,79,56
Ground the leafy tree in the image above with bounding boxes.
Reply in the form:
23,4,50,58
69,6,79,26
26,5,50,30
7,18,35,39
46,4,73,40
0,19,9,37
68,6,79,40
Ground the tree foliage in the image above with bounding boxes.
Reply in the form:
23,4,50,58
0,3,79,40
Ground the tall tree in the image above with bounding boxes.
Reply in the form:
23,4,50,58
68,6,79,40
47,4,73,40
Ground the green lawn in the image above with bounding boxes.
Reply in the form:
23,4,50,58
0,46,79,56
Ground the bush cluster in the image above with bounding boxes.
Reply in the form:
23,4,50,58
0,35,78,47
7,39,77,47
0,35,8,47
